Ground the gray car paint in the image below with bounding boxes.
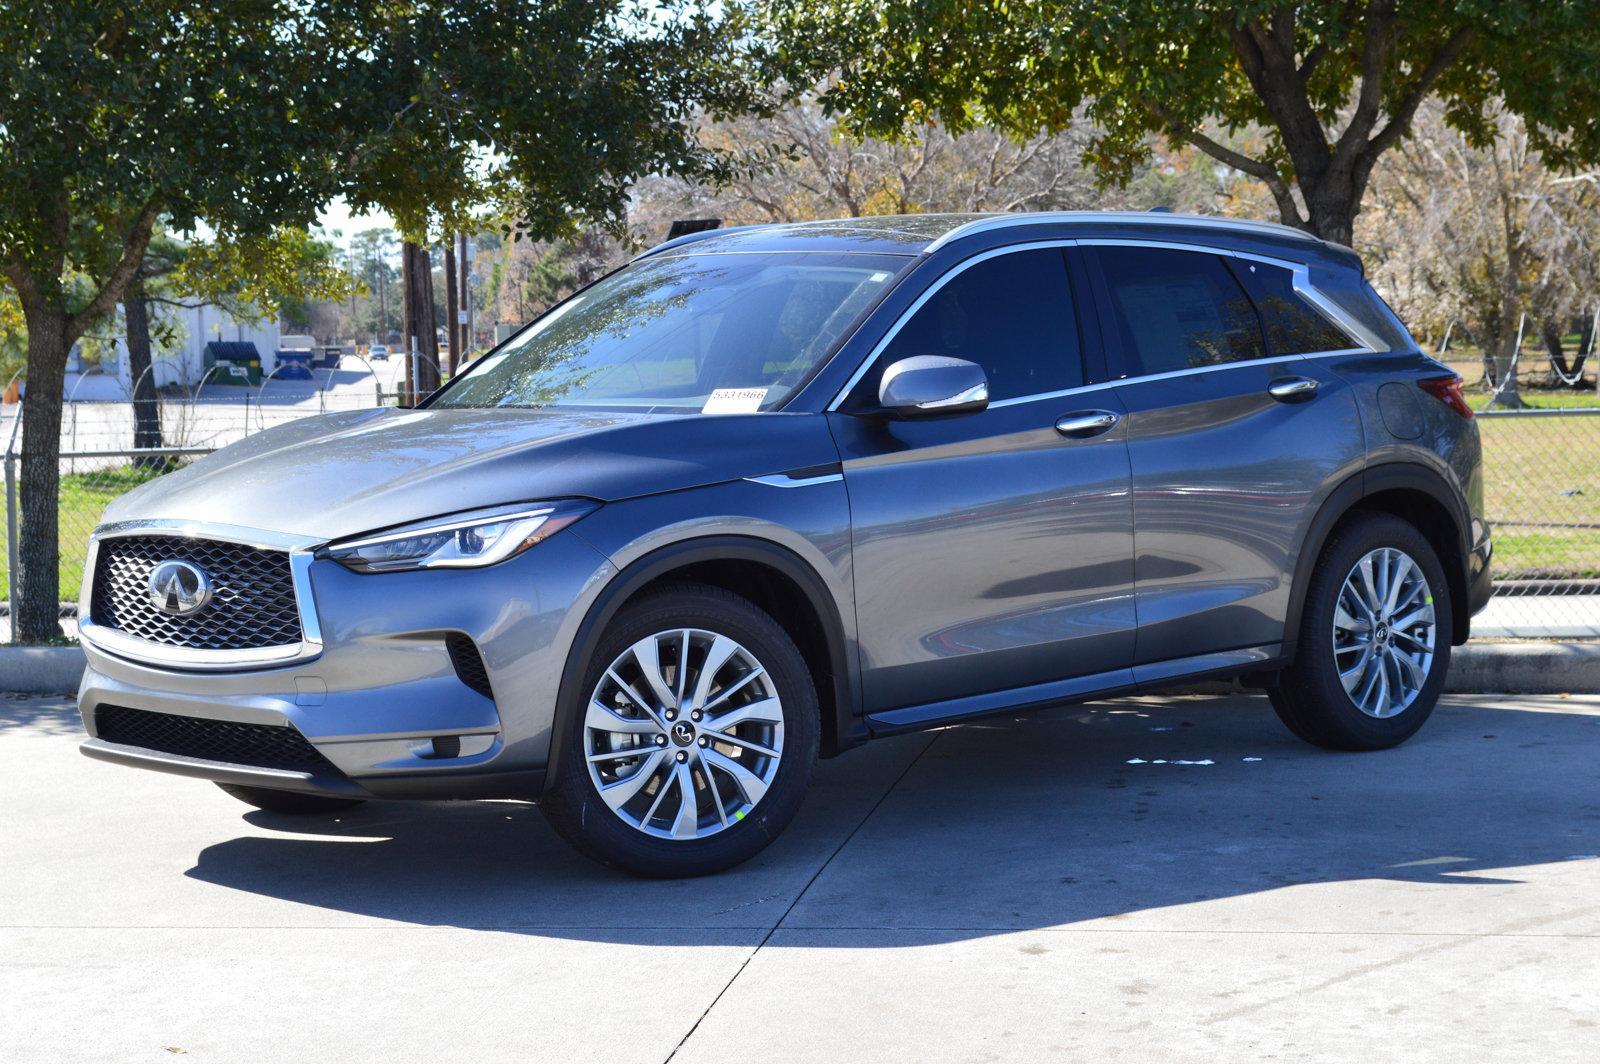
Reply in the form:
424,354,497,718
76,211,1489,802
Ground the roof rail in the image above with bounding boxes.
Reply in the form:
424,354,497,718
631,224,767,261
924,211,1319,253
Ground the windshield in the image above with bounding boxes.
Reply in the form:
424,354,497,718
434,251,909,413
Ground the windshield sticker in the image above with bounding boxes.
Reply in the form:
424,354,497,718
703,387,768,414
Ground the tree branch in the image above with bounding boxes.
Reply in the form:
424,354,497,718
1148,104,1305,227
1364,26,1477,161
1331,0,1396,169
67,201,159,343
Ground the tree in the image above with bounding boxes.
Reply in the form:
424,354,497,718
1362,101,1600,407
0,0,755,642
762,1,1600,245
0,2,362,640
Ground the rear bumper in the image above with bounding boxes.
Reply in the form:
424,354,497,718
1468,520,1493,619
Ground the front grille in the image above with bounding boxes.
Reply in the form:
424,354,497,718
95,705,339,774
91,535,303,651
446,633,494,700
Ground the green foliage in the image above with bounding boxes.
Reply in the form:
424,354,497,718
761,1,1600,237
344,1,764,243
172,228,359,324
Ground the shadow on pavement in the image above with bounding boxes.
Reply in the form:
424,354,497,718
183,694,1600,942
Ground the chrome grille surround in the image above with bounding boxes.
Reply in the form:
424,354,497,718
78,520,325,671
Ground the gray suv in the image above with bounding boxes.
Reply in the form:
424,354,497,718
77,212,1493,877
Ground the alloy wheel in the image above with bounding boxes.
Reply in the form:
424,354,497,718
1331,546,1437,719
584,628,784,839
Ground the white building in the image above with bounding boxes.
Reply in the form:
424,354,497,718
98,302,281,392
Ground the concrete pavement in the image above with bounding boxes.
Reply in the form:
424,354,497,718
3,691,1598,1063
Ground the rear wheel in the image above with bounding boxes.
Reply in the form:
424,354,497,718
216,783,366,815
541,582,819,877
1270,512,1452,751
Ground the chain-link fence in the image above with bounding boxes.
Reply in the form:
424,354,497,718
2,358,406,642
5,384,1599,642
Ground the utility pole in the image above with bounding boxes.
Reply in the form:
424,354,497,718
443,239,458,377
458,232,471,361
400,240,414,404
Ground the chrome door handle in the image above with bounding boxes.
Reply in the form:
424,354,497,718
1054,410,1120,438
1268,376,1319,402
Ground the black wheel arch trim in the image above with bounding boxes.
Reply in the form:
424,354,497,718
543,535,860,795
1284,461,1475,656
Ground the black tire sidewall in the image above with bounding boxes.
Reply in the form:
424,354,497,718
542,583,820,877
1281,513,1453,750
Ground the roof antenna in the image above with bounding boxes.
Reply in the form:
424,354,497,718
1148,206,1173,213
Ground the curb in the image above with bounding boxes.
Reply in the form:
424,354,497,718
1,646,85,695
1446,641,1600,695
1,641,1596,698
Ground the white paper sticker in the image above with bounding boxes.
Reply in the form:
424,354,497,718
703,387,768,414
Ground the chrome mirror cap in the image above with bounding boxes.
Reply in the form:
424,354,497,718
877,355,990,418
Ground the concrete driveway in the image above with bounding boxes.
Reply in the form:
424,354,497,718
3,691,1598,1063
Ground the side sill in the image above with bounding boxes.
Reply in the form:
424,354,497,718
865,644,1283,737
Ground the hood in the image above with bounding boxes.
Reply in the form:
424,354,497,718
104,406,840,540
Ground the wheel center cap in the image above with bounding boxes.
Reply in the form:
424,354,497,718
671,721,696,746
1375,623,1391,645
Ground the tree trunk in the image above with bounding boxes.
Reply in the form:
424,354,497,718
1544,318,1591,388
443,240,458,378
123,281,164,460
406,243,442,396
14,303,69,643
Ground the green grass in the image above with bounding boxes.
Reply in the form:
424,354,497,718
1466,388,1600,412
1,464,174,603
1476,415,1600,580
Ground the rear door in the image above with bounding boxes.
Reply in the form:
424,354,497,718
1084,242,1367,668
829,245,1137,713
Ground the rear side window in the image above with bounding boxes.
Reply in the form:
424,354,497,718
1094,246,1265,376
870,247,1084,403
1228,259,1354,354
1308,266,1414,352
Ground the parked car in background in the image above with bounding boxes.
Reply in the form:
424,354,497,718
367,344,389,360
75,211,1491,877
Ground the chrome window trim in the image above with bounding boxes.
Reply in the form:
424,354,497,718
78,520,325,672
924,211,1319,253
828,236,1383,413
1073,237,1387,354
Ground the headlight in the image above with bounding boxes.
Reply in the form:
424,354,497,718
325,500,594,573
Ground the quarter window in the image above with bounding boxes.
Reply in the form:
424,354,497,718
1228,259,1355,354
1095,246,1265,376
869,248,1084,403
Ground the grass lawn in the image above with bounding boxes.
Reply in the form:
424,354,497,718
1476,414,1600,580
1,464,172,603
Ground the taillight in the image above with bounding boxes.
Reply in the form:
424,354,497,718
1419,374,1473,419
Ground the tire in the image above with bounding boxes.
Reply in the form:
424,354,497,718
541,581,820,878
1269,512,1453,751
216,783,367,815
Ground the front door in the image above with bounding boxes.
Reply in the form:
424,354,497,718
830,246,1137,713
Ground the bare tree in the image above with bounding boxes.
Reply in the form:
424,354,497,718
1362,101,1600,407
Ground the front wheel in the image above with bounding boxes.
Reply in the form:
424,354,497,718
540,582,819,877
1269,513,1453,751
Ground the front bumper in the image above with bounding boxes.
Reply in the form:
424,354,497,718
76,528,617,800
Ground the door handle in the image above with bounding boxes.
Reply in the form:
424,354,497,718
1268,376,1319,402
1054,410,1120,438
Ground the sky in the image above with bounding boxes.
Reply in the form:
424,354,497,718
316,198,398,247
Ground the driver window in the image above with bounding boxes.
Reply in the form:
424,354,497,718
864,248,1084,404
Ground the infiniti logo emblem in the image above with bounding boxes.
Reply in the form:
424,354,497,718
147,559,214,617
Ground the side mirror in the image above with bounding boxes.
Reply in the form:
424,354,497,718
877,356,989,418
